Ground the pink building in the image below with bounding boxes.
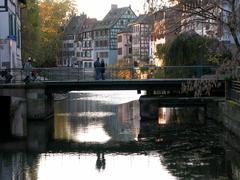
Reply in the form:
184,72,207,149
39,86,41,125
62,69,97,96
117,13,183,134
117,30,132,63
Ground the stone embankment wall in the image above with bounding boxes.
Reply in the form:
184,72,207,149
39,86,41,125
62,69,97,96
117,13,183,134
207,100,240,139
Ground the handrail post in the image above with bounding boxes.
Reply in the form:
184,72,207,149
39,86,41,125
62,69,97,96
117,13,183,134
78,66,80,81
83,67,85,80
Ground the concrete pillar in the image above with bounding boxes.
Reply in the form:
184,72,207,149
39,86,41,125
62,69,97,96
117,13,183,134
139,96,159,120
26,89,54,120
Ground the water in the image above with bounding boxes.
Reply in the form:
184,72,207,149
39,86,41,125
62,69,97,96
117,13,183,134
0,91,240,180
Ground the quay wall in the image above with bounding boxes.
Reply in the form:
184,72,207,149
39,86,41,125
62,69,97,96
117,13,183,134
207,100,240,139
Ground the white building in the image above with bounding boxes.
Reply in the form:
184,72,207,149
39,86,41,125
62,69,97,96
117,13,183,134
180,0,240,47
0,0,25,69
220,0,240,45
131,14,153,65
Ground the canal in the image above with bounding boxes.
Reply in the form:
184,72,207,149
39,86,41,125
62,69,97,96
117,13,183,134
0,91,240,179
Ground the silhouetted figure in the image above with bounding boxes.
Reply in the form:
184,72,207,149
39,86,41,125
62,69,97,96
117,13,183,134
23,57,33,83
96,152,106,171
100,59,105,80
94,57,101,80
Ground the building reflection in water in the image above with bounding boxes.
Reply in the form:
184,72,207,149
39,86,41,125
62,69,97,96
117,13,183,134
54,91,141,143
158,107,168,125
157,107,205,126
3,91,240,180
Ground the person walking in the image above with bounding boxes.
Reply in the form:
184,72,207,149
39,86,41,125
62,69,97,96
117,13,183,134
94,57,101,80
100,59,105,80
23,57,33,83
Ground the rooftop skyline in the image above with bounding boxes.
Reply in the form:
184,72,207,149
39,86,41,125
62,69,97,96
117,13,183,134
76,0,145,20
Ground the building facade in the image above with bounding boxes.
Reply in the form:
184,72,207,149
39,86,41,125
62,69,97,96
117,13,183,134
150,6,181,66
219,0,240,46
61,5,136,67
0,0,26,69
131,14,153,65
78,18,97,68
92,5,136,65
180,0,240,46
117,29,132,62
60,15,87,67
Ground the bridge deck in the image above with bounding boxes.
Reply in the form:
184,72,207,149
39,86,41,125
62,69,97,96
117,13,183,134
0,79,225,97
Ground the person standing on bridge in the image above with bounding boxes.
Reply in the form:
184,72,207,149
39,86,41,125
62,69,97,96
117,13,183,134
94,57,101,80
100,59,105,80
23,57,32,83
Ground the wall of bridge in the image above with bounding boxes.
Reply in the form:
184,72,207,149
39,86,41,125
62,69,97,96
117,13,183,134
26,88,53,120
0,88,54,139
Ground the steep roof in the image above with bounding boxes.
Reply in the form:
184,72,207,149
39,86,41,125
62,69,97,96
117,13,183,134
94,6,133,30
81,18,98,32
64,15,87,35
131,14,153,25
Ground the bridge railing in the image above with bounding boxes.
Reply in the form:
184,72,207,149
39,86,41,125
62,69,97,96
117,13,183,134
227,80,240,103
0,66,218,83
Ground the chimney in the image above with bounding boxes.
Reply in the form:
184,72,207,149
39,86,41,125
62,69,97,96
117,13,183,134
111,4,118,10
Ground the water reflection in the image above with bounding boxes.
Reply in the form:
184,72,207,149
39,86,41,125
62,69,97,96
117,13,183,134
158,107,167,124
36,152,176,180
54,91,140,143
1,91,240,179
96,152,106,171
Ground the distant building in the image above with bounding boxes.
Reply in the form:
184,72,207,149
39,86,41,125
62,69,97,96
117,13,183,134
60,5,136,67
151,6,181,66
131,14,153,65
0,0,26,69
60,15,87,67
218,0,240,46
181,1,219,38
92,5,136,65
180,0,240,46
117,27,132,63
78,18,98,68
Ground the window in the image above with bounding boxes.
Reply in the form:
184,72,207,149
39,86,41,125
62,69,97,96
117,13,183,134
129,36,132,43
9,13,14,36
88,62,92,68
129,47,132,54
118,48,122,55
17,28,20,48
98,52,109,58
120,20,123,26
95,41,99,47
118,35,122,42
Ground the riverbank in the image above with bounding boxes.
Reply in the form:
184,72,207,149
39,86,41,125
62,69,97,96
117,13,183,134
207,99,240,139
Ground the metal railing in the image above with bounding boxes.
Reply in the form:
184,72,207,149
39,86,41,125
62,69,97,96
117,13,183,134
227,80,240,103
0,66,218,84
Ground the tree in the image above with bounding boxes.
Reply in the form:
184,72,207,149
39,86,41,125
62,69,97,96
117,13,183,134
146,0,240,56
147,0,240,96
21,0,40,63
156,32,230,66
37,0,77,67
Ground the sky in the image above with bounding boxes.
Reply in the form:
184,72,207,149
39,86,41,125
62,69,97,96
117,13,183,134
76,0,146,20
